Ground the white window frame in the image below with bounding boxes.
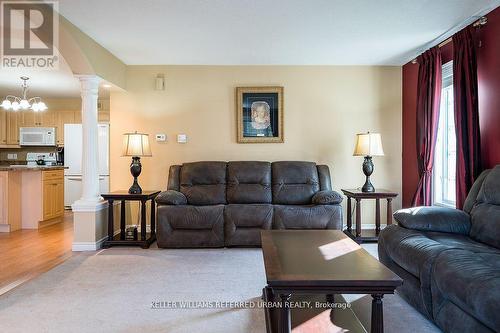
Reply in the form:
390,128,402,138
433,61,456,208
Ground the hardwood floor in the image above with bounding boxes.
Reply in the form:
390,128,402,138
0,211,75,296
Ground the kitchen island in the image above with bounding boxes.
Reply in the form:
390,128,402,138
0,166,66,232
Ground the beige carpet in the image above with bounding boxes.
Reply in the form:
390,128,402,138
0,245,440,333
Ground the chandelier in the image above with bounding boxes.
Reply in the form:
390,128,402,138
1,76,47,112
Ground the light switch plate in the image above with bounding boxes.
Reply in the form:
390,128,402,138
155,134,166,142
177,134,187,143
7,153,17,160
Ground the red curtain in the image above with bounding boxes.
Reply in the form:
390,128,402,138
412,47,442,206
453,26,482,209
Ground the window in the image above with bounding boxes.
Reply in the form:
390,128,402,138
433,61,456,207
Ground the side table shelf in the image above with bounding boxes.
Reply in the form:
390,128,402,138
101,190,160,249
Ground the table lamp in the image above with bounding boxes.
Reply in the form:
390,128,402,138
353,132,384,192
122,132,152,194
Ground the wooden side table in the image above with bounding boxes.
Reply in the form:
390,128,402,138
341,188,398,243
101,190,160,249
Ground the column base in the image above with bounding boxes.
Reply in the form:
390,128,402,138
72,199,118,251
71,198,106,212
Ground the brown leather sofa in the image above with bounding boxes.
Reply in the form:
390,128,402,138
156,161,343,248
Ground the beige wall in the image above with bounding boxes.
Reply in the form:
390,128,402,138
110,66,402,226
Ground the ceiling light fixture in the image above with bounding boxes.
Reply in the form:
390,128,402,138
1,76,47,112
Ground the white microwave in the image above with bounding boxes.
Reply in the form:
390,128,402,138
19,127,57,146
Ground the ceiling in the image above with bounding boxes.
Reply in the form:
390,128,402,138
58,0,499,65
1,0,498,99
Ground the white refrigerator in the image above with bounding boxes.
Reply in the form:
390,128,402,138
64,123,110,208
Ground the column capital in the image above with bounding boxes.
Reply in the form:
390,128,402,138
75,75,102,92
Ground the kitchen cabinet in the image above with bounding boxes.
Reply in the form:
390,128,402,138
0,168,65,232
98,110,110,122
73,109,82,123
21,109,55,127
0,109,6,144
1,108,109,147
42,169,64,221
55,111,75,145
6,111,21,145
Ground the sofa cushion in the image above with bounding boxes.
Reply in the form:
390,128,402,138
224,204,273,246
380,226,498,279
432,249,500,332
469,166,500,249
179,161,227,205
155,190,187,205
469,203,500,250
273,204,342,229
272,161,320,204
156,205,224,248
394,206,471,235
312,190,343,205
226,161,272,204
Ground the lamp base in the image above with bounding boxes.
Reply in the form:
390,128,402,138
129,156,143,194
361,156,375,193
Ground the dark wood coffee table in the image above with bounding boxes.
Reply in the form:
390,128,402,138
261,230,402,333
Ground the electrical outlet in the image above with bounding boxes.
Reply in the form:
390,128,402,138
7,153,17,160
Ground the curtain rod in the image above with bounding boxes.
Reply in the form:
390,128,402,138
411,16,488,64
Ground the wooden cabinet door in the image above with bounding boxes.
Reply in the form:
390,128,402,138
40,110,55,127
98,110,110,123
42,180,54,220
0,109,7,145
73,110,82,123
6,112,20,145
56,111,75,145
54,180,64,217
42,170,64,221
20,110,36,127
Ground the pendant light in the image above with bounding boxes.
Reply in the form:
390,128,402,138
1,76,47,112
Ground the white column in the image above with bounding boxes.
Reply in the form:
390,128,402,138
72,75,104,208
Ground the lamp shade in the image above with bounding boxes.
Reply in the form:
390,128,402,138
122,132,152,157
353,132,384,156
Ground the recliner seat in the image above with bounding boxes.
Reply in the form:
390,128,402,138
379,166,500,333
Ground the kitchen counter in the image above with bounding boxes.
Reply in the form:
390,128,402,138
0,165,67,171
0,168,65,232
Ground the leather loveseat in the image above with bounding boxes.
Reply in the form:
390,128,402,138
379,166,500,333
156,161,343,248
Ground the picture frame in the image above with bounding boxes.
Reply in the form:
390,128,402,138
236,86,284,143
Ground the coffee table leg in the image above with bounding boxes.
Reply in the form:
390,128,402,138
326,294,335,322
371,294,384,333
279,293,291,333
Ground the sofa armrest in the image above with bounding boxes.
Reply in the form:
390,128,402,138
155,190,187,205
394,207,471,235
312,190,343,205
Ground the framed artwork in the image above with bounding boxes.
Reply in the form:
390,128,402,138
236,86,284,143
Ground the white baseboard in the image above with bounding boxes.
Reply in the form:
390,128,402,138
0,224,11,233
72,230,121,251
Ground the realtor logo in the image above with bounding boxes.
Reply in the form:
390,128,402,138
1,1,59,70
